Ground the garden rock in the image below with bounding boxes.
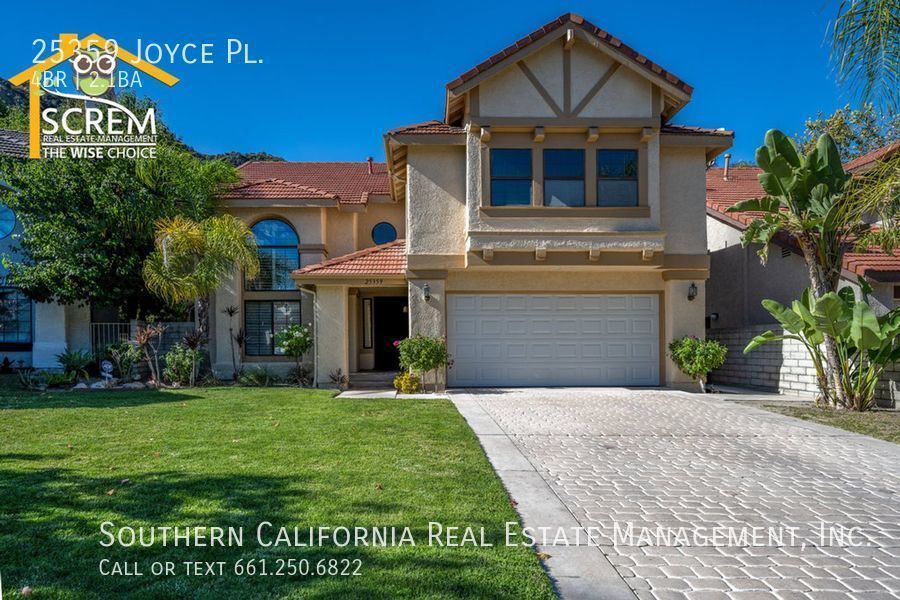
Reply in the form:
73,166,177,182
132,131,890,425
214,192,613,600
72,382,88,390
121,382,146,390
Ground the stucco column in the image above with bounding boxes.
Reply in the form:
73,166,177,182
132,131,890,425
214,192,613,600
315,285,349,387
212,267,241,379
408,278,446,389
664,279,707,390
32,302,68,369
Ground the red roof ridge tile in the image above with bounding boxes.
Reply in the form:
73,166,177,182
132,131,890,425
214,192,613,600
225,178,338,199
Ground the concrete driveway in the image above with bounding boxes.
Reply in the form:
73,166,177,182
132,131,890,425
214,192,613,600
452,388,900,600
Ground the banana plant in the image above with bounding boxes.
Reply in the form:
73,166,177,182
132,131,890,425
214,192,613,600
728,130,858,406
746,287,900,411
745,289,830,405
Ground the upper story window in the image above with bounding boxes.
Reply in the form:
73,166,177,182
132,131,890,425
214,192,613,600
597,149,638,207
372,222,398,245
246,219,299,291
544,149,585,207
490,149,532,206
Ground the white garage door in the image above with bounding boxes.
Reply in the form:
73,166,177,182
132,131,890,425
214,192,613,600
447,294,659,387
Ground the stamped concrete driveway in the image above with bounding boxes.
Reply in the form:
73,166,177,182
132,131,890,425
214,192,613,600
453,388,900,600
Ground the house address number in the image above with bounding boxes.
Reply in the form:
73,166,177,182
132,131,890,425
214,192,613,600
364,279,384,285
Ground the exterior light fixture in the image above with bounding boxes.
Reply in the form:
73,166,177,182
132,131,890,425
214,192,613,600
423,283,431,302
687,282,698,302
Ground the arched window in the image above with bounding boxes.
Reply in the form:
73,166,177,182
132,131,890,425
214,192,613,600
0,205,16,240
247,219,299,291
371,222,397,245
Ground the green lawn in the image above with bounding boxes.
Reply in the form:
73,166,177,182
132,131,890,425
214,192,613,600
753,402,900,444
0,385,554,599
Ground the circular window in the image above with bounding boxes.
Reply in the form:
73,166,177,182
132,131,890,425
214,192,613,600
0,205,15,239
372,222,397,245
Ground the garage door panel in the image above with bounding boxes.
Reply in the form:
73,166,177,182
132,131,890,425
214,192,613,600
448,294,659,387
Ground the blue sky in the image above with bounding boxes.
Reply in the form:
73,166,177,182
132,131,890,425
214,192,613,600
2,0,851,163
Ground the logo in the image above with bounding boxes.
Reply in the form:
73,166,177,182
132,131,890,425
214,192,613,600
9,34,180,159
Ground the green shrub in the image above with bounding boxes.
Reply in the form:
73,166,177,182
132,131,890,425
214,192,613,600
237,367,282,387
18,369,47,391
55,348,92,381
46,372,76,387
163,343,204,386
668,336,727,391
393,372,421,394
397,336,450,393
106,340,142,380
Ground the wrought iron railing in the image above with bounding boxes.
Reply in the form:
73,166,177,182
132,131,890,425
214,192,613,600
90,322,131,356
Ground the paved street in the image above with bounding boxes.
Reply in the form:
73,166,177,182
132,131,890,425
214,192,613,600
453,389,900,600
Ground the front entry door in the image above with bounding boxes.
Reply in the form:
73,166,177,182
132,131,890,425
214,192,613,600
373,297,409,371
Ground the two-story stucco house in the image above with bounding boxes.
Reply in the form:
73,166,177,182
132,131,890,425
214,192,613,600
207,13,734,388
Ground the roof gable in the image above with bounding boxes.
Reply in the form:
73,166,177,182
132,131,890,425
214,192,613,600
445,13,692,123
294,239,406,277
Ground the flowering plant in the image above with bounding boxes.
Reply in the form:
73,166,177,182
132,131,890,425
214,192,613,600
275,324,313,369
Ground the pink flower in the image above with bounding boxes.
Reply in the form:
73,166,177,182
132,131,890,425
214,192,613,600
393,340,400,347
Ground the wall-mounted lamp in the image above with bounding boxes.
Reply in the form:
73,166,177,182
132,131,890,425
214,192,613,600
709,312,719,322
687,282,698,302
422,283,432,302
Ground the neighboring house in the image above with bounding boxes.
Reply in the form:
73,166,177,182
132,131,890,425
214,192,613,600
706,144,900,403
0,129,92,370
216,12,733,388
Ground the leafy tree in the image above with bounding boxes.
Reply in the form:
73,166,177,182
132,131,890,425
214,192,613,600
397,336,451,393
797,104,899,160
143,214,259,338
0,95,237,317
0,105,27,131
829,0,899,111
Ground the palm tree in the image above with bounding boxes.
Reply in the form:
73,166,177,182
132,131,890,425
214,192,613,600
143,215,259,338
829,0,900,111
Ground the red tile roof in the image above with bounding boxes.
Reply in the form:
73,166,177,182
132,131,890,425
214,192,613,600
661,124,733,137
0,129,28,158
843,140,900,173
225,161,391,204
446,13,693,97
294,239,406,276
220,179,338,201
706,166,900,278
388,120,466,135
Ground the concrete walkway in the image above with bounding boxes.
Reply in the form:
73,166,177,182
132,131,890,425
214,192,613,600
452,388,900,600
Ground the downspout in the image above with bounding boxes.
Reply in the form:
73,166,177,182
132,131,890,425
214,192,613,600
300,285,318,388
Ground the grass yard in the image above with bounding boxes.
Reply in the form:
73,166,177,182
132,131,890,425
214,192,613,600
0,385,554,599
753,402,900,444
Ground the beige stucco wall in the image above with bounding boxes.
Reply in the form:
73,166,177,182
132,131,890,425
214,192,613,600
406,145,467,257
664,279,707,389
476,40,654,119
659,147,708,255
315,285,349,386
356,202,406,247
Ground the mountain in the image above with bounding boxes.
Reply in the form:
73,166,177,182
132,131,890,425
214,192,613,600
203,152,284,166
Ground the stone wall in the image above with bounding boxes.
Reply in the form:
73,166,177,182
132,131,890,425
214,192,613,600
707,324,898,408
